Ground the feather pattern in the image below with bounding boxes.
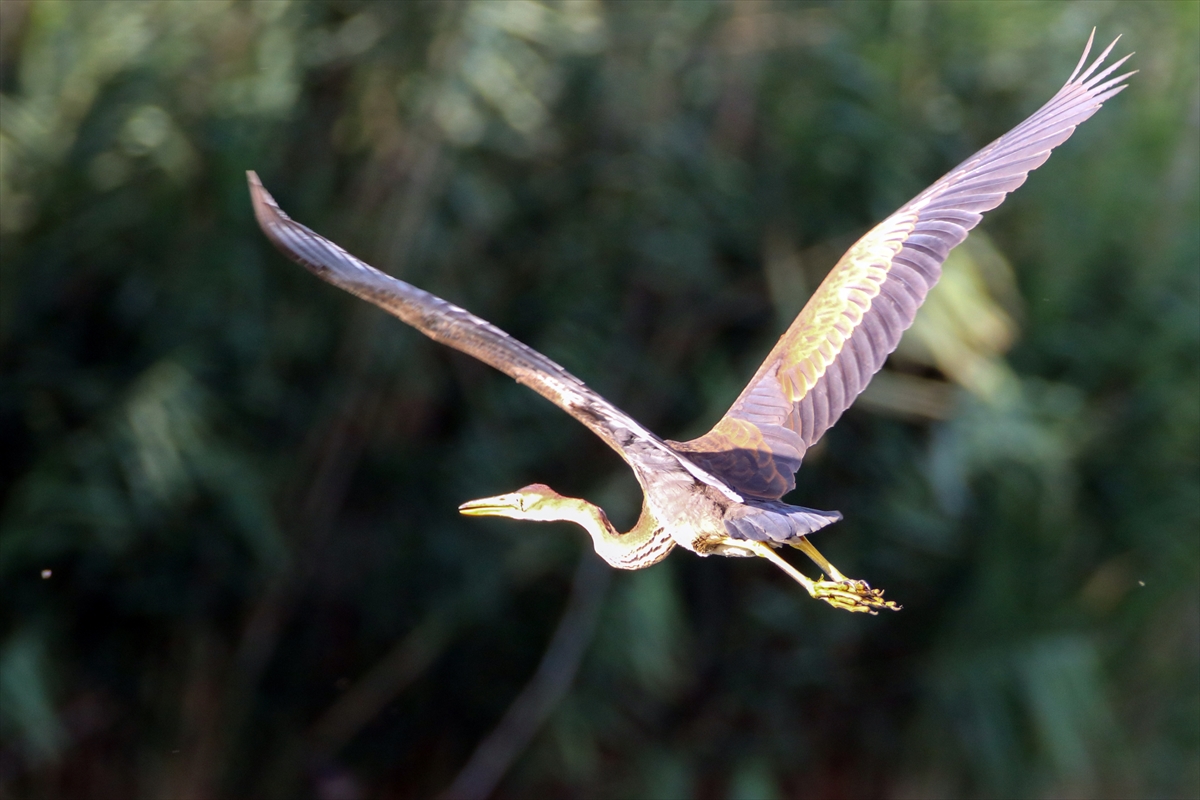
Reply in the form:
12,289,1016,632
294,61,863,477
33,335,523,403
671,32,1133,501
247,173,742,504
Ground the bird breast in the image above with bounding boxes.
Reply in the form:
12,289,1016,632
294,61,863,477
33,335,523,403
653,484,736,556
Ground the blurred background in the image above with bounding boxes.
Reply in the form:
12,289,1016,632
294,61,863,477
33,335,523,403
1,1,1197,798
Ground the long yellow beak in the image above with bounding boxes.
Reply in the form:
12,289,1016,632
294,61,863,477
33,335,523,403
458,493,521,517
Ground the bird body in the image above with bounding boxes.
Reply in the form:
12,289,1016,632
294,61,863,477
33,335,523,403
249,33,1132,613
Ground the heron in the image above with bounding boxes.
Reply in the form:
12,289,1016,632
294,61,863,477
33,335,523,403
249,33,1131,613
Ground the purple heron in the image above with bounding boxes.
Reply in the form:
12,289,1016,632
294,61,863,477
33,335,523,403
249,34,1131,613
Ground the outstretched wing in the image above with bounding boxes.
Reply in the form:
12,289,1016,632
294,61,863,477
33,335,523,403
248,173,740,502
672,32,1134,500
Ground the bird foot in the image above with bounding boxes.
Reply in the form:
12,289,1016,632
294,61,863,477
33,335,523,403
809,577,901,615
737,539,901,614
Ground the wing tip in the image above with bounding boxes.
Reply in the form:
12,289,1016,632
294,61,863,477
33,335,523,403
246,170,275,215
1070,30,1135,94
246,170,296,247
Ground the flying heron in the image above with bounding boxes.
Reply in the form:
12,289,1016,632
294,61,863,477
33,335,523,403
248,34,1131,614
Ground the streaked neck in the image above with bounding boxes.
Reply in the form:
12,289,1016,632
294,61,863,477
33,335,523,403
561,498,673,571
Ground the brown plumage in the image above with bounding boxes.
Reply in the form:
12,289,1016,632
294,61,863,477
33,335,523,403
249,33,1132,613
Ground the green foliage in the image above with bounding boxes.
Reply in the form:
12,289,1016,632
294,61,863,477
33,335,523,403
2,1,1196,797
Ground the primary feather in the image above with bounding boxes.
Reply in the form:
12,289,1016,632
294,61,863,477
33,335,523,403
670,31,1133,500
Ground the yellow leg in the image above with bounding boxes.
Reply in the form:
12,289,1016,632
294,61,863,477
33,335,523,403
791,536,848,581
730,540,900,614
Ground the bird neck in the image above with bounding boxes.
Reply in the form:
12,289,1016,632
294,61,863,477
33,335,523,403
557,497,673,570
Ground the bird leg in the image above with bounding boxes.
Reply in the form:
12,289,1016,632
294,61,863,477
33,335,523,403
733,540,900,614
790,535,849,582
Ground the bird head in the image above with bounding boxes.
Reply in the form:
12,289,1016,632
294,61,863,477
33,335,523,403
458,484,573,522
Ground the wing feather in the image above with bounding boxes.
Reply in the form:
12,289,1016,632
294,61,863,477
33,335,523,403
671,32,1133,499
248,173,741,502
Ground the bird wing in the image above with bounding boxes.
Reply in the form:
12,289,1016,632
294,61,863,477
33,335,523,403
248,173,741,502
672,32,1133,500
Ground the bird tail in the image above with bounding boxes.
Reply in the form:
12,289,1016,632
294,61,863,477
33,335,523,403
723,501,842,544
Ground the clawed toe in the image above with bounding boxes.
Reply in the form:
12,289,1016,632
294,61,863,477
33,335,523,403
810,578,901,615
